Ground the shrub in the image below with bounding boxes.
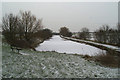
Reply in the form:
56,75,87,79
59,27,72,37
41,29,53,40
34,28,53,40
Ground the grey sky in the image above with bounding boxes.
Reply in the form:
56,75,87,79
2,2,118,32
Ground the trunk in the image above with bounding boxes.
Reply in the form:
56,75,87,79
31,47,36,51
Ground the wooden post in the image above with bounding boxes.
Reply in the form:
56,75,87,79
16,48,22,53
11,46,14,51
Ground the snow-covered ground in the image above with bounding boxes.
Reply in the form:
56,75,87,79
64,37,120,52
2,44,119,78
36,35,105,56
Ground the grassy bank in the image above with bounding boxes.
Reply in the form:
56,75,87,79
2,44,119,78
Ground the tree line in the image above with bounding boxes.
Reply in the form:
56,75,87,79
94,25,120,46
59,25,120,47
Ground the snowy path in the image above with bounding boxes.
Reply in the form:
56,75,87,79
36,35,105,56
64,36,120,52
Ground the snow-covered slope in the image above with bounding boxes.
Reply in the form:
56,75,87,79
2,44,119,78
36,35,105,56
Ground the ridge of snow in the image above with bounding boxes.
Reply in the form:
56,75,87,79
19,52,30,55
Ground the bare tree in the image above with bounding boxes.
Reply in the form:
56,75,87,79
19,11,43,41
2,11,44,51
94,25,120,46
2,14,20,45
78,27,90,40
94,25,110,43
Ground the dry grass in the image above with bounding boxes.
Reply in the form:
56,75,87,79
94,52,120,68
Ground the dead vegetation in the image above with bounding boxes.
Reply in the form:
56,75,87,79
82,51,120,68
95,54,119,68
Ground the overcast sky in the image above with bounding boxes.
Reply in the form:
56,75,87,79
1,2,118,32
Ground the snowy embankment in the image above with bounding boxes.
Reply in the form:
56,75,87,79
2,44,119,78
36,35,105,56
63,36,120,53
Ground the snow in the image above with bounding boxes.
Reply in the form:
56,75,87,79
19,52,30,55
65,37,120,52
36,35,105,56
